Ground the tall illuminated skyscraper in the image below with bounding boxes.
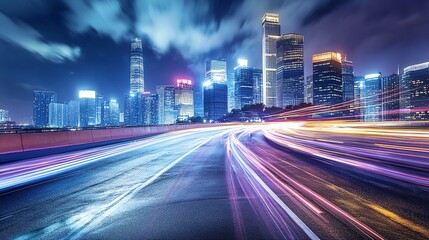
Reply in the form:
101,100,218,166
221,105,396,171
382,73,400,121
49,103,68,128
276,34,304,108
362,73,382,122
0,109,9,122
401,62,429,120
68,100,79,127
253,69,263,104
262,13,281,107
79,90,96,127
234,59,254,109
304,75,313,104
312,52,343,117
204,60,228,121
342,57,355,116
33,90,57,127
175,79,194,121
205,60,227,84
130,37,144,95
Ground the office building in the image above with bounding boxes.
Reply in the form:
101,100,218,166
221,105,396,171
234,59,254,109
130,37,144,95
401,62,429,120
227,71,235,112
49,103,68,128
124,93,142,125
95,95,104,125
382,73,400,121
79,90,96,127
0,109,9,122
312,52,343,117
68,100,80,127
156,85,172,124
204,60,228,121
354,76,365,120
141,93,158,125
194,90,204,118
33,90,57,127
262,13,281,107
342,58,355,116
304,75,313,104
175,79,194,121
362,73,383,122
102,99,120,126
253,69,263,104
276,34,304,108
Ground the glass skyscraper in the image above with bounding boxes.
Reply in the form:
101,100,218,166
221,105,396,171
382,73,400,121
276,34,304,108
362,73,382,122
262,13,281,107
204,60,228,122
102,99,120,126
234,59,254,110
0,109,9,122
401,62,429,120
253,69,263,104
33,90,57,127
312,52,343,117
68,100,80,127
304,75,313,104
49,103,68,128
79,90,96,127
342,58,355,116
175,79,194,121
130,37,144,95
142,93,158,125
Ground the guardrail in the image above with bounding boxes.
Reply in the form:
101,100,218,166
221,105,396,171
0,123,220,156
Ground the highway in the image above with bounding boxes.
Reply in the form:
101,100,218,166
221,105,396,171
0,122,428,239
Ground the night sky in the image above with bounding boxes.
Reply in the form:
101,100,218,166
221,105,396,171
0,0,428,123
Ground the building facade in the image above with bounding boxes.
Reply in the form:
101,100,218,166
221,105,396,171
142,93,158,125
401,62,429,120
312,52,343,117
49,103,68,128
79,90,96,127
362,73,383,122
304,75,313,104
33,90,57,127
253,69,263,104
276,34,304,108
382,73,400,121
130,37,144,95
0,109,9,122
234,59,254,110
204,60,228,121
175,79,194,121
262,13,281,107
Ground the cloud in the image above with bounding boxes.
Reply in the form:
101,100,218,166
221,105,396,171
64,0,131,42
0,12,81,63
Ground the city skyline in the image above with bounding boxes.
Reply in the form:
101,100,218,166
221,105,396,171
1,1,429,122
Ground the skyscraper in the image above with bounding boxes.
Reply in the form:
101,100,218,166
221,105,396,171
33,90,57,127
262,13,281,107
102,99,120,126
342,58,355,116
227,71,235,111
276,34,304,108
194,90,204,118
156,85,171,124
49,103,68,128
175,79,194,121
95,95,104,126
304,75,313,104
253,69,263,104
164,86,177,124
204,60,228,121
382,73,400,121
68,100,79,127
130,37,144,95
312,52,343,117
362,73,383,122
234,59,254,109
141,93,158,125
79,90,96,127
124,93,142,125
0,109,9,122
401,62,429,120
354,76,365,120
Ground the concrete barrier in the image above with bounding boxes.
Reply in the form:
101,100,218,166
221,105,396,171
21,131,71,151
69,130,93,145
91,129,112,142
110,128,133,140
0,134,23,154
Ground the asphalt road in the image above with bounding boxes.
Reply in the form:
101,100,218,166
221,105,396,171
1,122,428,239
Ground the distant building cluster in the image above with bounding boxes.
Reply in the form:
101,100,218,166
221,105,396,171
20,13,429,128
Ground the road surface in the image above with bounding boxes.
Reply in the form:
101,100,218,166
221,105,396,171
0,122,428,239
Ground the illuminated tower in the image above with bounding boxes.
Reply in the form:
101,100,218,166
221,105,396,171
276,34,304,108
130,37,144,94
312,52,343,117
33,90,57,127
262,13,280,107
234,59,255,109
362,73,382,122
204,60,228,121
175,79,194,121
79,90,96,127
401,62,429,120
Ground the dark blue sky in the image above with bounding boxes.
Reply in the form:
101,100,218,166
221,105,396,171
0,0,428,123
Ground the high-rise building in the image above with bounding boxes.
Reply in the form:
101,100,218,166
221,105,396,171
156,85,171,124
175,79,194,121
234,59,254,109
164,86,177,124
49,103,68,128
204,82,228,122
312,52,343,117
342,58,355,116
253,69,263,104
353,76,365,120
124,93,142,125
276,34,304,108
262,13,281,107
130,37,144,95
194,90,204,118
304,75,313,104
33,90,57,127
227,71,235,112
382,73,400,121
204,60,228,121
362,73,383,122
0,109,9,122
95,95,104,126
401,62,429,120
141,93,158,125
68,100,80,127
79,90,96,127
102,99,120,126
